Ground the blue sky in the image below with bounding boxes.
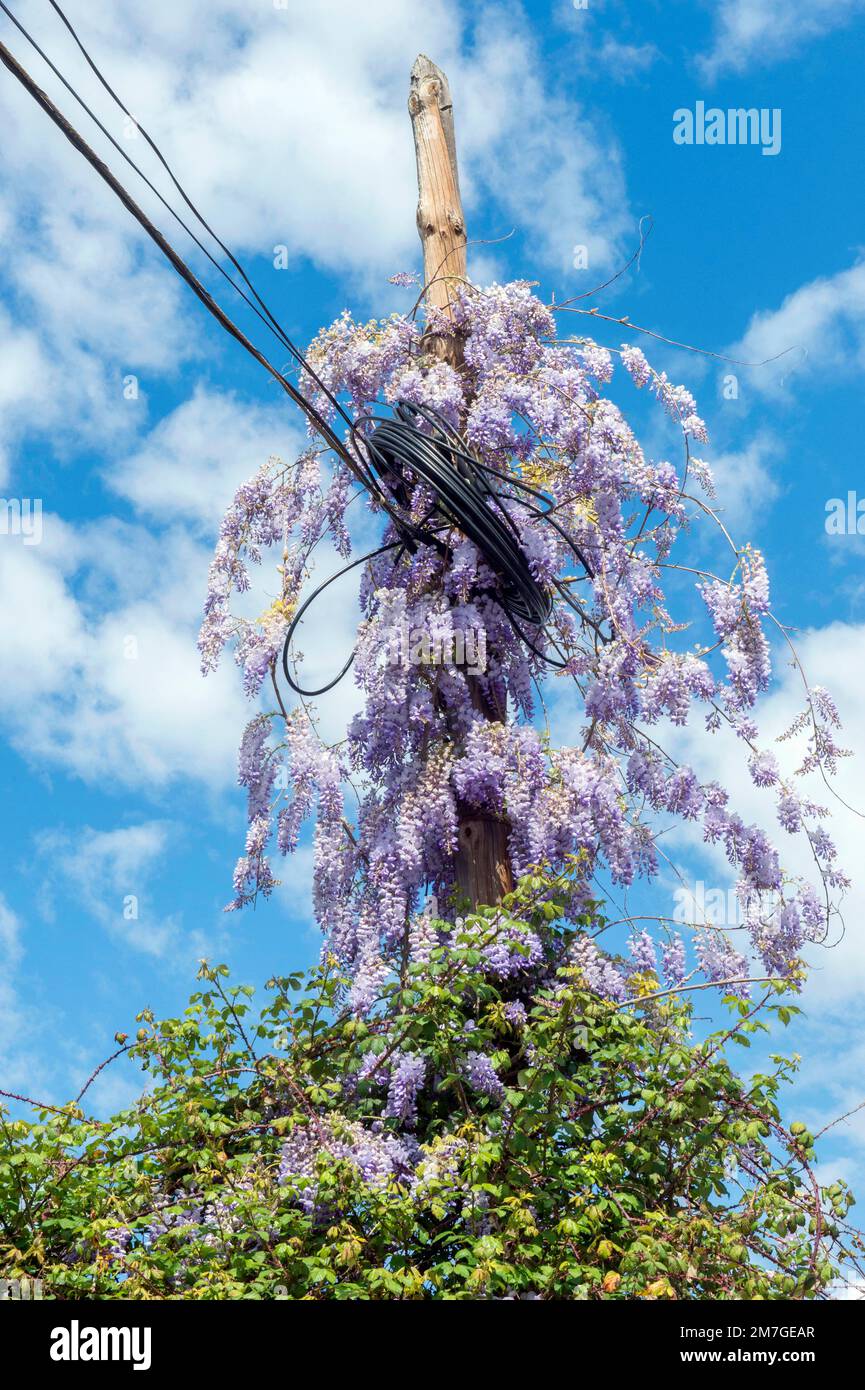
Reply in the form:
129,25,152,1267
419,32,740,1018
2,0,865,1234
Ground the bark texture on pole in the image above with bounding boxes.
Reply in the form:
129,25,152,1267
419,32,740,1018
408,55,467,361
409,54,514,910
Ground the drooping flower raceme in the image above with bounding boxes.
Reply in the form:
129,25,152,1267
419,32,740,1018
200,279,849,1008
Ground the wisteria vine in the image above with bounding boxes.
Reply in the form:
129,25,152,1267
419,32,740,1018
199,278,850,1013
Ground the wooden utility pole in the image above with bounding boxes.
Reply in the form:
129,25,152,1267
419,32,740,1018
408,55,514,910
408,55,466,351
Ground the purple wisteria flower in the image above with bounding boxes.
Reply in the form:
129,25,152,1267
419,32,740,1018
462,1051,505,1104
200,277,848,1003
385,1054,427,1126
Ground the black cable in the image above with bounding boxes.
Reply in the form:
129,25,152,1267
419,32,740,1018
3,0,358,438
282,399,608,696
359,403,550,626
0,0,304,373
40,0,359,440
281,541,407,697
0,35,385,497
0,20,604,706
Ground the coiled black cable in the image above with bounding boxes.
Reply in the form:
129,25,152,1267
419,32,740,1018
282,399,602,696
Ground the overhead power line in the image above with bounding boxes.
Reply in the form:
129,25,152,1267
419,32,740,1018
0,10,598,702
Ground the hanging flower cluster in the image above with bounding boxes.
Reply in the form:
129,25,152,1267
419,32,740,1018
199,280,850,1009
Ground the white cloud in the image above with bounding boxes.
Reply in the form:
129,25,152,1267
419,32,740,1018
110,385,300,530
730,262,865,396
0,0,633,525
697,0,865,79
35,819,241,970
0,370,373,793
272,844,318,930
0,894,24,1034
0,515,249,789
37,821,182,958
0,309,55,486
452,12,632,273
0,893,46,1099
593,37,660,81
0,483,367,795
1,0,629,301
0,191,188,484
46,820,169,891
706,433,782,529
0,522,86,702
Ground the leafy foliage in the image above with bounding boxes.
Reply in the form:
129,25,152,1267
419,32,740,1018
0,870,856,1300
